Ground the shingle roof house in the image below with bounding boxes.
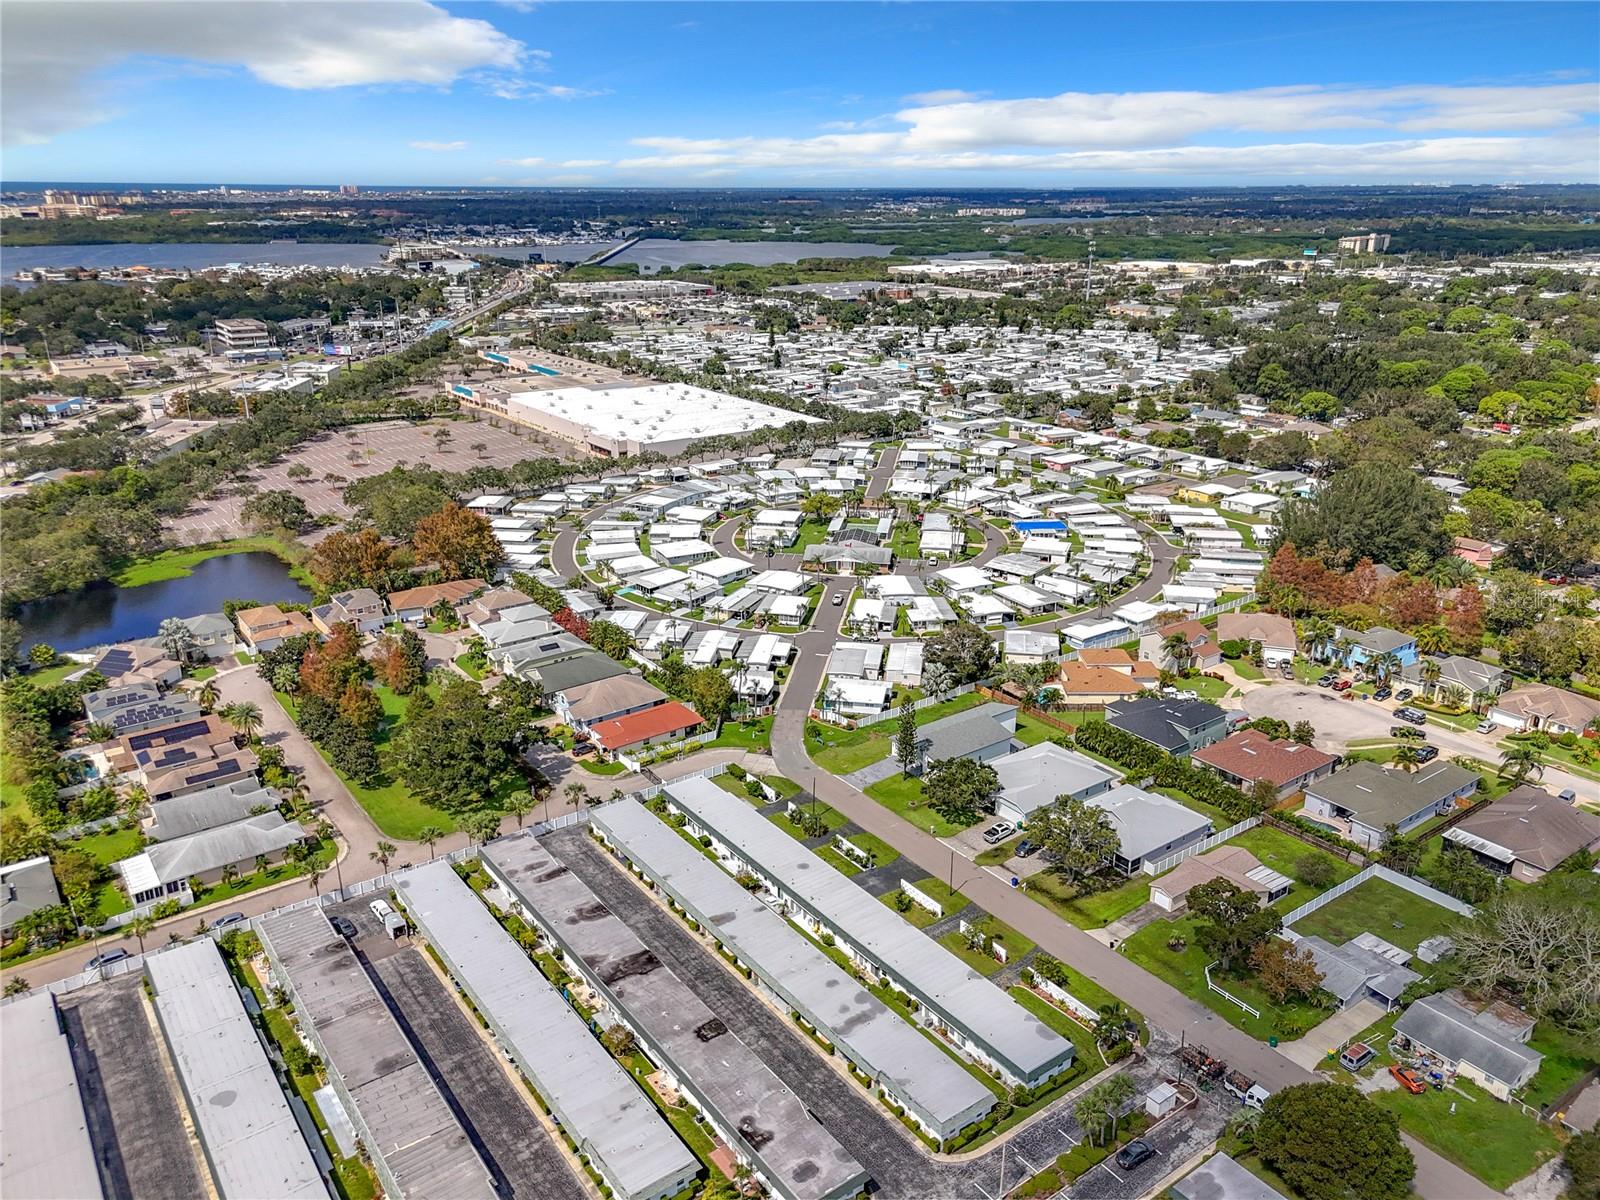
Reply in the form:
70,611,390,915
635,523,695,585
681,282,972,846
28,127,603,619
1303,760,1479,849
1104,697,1229,754
1445,784,1600,882
1394,991,1543,1098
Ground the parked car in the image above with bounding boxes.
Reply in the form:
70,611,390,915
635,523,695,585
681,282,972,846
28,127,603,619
1015,839,1040,858
982,821,1015,845
369,898,395,921
212,912,247,930
1395,689,1414,702
1390,725,1426,739
572,741,595,757
831,593,845,606
1413,745,1439,764
1332,679,1353,692
1280,664,1296,680
1559,788,1577,804
1476,719,1497,734
1115,1140,1157,1170
1339,1042,1376,1072
1395,707,1427,725
1372,686,1392,701
1390,1065,1427,1095
330,915,358,939
1317,673,1337,687
86,949,130,970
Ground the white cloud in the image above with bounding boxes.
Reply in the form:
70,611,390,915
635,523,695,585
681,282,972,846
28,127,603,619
488,79,608,101
411,139,467,152
2,0,529,145
500,156,545,166
902,89,982,105
608,82,1598,181
556,159,607,168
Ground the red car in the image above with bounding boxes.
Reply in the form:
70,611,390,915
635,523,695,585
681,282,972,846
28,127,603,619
1390,1066,1427,1095
1332,679,1353,692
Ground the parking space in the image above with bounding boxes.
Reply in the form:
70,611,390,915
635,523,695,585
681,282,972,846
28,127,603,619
57,978,207,1200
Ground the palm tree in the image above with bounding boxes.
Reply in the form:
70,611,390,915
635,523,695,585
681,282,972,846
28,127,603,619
197,679,220,713
370,841,397,872
564,781,587,813
1370,651,1403,687
1498,744,1544,785
123,914,156,956
1419,658,1443,698
1332,635,1356,668
504,791,534,829
253,854,269,878
1161,632,1191,673
1414,625,1451,656
219,863,240,889
305,868,324,896
417,825,445,860
223,701,263,743
1393,744,1422,773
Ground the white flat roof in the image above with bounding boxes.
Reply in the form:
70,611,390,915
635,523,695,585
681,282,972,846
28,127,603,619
0,992,103,1200
664,777,1074,1083
393,862,697,1200
506,383,821,445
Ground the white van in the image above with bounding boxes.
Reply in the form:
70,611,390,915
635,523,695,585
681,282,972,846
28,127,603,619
369,898,395,922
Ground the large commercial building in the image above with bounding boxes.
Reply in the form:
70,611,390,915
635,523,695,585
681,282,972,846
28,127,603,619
392,861,700,1200
659,777,1076,1087
144,940,326,1200
455,379,819,457
591,800,997,1143
0,992,103,1200
481,836,868,1200
257,907,494,1200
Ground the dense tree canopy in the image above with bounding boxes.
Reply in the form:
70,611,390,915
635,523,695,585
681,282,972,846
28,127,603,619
1273,463,1449,570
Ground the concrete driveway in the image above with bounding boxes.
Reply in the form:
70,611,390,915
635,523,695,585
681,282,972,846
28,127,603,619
1275,998,1385,1070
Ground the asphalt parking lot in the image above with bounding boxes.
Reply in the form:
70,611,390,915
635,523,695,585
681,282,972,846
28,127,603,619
544,829,1232,1200
1240,683,1420,751
166,417,578,543
325,895,588,1200
57,978,207,1200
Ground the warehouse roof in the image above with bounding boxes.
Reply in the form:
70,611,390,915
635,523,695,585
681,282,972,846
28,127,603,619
592,800,996,1136
0,992,103,1200
662,776,1073,1083
393,862,696,1200
145,940,324,1199
483,836,865,1200
257,907,492,1200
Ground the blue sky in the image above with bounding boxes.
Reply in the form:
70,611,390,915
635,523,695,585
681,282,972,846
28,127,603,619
3,1,1597,186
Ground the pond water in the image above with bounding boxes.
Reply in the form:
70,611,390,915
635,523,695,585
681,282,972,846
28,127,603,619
16,552,311,655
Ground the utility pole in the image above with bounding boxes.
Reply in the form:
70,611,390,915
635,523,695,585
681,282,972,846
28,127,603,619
1084,238,1096,303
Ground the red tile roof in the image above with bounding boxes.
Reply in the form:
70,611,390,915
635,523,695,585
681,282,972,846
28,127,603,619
590,701,703,751
1191,728,1337,786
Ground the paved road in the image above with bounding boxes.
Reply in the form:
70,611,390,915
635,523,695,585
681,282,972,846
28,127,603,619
1241,683,1595,801
768,644,1498,1199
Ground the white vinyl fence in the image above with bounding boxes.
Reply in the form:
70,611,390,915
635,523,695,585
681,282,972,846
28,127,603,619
1142,817,1262,876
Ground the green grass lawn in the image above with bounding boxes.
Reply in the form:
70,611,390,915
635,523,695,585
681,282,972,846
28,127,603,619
976,834,1023,866
770,801,849,841
25,660,83,686
793,520,833,553
1226,825,1361,892
191,837,338,906
1122,915,1328,1041
1172,674,1233,700
187,665,217,682
1227,657,1265,680
1521,1023,1597,1111
1502,736,1600,783
1370,1077,1561,1190
1014,711,1073,745
111,535,311,588
837,829,899,868
453,652,487,680
1032,871,1153,929
884,876,967,927
939,929,1007,975
578,757,628,775
863,773,969,837
1287,877,1464,951
61,824,144,866
274,690,460,839
704,716,773,753
808,691,985,774
761,774,802,798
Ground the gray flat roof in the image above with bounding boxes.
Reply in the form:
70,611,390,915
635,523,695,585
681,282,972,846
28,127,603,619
257,907,493,1200
1174,1152,1288,1200
144,940,325,1200
592,801,995,1136
392,861,697,1200
0,991,104,1200
662,776,1074,1083
483,836,866,1200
